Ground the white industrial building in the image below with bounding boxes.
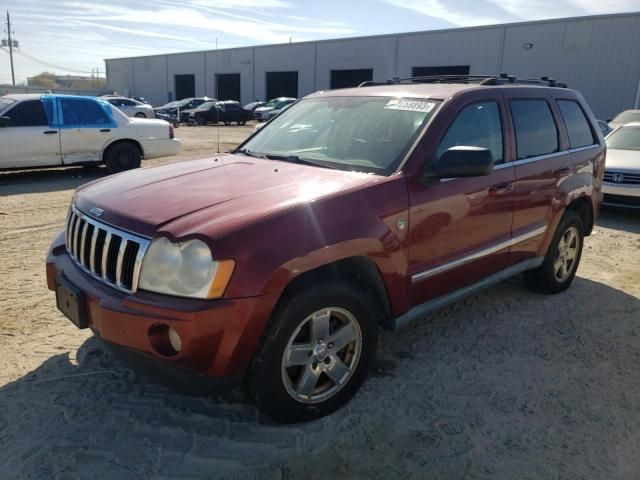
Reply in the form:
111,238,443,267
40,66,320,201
105,11,640,119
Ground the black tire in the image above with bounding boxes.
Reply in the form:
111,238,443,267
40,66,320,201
197,117,206,126
104,142,142,174
246,281,378,423
134,112,146,118
524,212,584,294
224,121,231,126
237,121,246,126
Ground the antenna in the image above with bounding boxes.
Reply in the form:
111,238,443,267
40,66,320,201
215,37,220,154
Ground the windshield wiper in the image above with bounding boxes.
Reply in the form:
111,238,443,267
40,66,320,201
234,149,338,170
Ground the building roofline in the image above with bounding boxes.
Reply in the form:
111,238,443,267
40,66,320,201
104,10,640,63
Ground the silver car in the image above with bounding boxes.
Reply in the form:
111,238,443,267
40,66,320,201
608,109,640,130
602,122,640,208
103,96,155,118
254,97,297,121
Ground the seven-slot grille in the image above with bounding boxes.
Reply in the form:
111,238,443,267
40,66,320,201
65,206,150,293
603,170,640,185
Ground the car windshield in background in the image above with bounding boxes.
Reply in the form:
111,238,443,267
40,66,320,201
612,111,640,124
606,125,640,151
240,96,440,174
198,102,216,110
0,98,16,114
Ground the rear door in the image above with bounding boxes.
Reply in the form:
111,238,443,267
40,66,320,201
408,93,516,305
58,97,116,164
0,100,60,168
501,90,569,265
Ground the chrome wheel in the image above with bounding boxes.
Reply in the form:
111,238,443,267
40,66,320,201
281,307,362,404
553,226,579,282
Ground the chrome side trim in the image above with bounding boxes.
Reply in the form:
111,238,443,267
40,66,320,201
394,256,545,330
411,225,547,284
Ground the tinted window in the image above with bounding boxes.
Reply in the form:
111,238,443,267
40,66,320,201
60,98,110,125
558,100,595,148
108,98,134,107
510,100,558,159
436,101,503,164
5,100,49,127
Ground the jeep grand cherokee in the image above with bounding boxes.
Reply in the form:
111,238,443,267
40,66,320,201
47,76,604,423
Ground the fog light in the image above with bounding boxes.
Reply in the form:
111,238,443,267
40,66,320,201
168,328,182,352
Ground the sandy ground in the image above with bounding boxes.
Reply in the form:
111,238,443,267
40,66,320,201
1,124,640,479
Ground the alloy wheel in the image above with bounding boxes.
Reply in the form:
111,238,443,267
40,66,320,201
553,226,579,282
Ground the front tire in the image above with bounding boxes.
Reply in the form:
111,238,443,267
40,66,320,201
104,142,142,174
524,212,584,294
246,282,378,423
134,112,147,118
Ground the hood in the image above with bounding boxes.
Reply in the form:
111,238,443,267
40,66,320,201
75,155,380,239
605,148,640,172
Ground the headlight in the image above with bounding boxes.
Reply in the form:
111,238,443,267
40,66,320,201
139,237,234,299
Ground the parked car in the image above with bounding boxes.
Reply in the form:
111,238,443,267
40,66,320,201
602,122,640,208
0,94,181,172
608,109,640,129
182,101,252,126
154,97,213,117
102,96,155,118
46,77,604,423
254,97,297,121
596,119,612,137
243,101,266,114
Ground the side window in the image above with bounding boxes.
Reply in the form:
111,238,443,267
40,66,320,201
120,99,135,106
5,100,49,127
436,101,504,164
557,100,596,148
60,98,111,126
510,99,558,159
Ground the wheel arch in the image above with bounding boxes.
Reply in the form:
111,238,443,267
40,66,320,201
103,138,145,162
273,256,395,329
565,195,594,236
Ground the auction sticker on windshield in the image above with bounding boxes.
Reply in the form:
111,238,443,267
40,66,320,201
384,99,436,113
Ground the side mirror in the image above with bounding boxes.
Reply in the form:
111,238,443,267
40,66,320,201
425,146,494,179
0,116,9,128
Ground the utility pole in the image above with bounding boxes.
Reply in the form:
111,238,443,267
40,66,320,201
3,11,17,85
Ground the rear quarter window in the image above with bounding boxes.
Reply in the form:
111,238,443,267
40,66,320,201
557,100,596,148
510,99,558,160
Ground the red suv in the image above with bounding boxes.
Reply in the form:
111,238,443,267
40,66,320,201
47,75,605,423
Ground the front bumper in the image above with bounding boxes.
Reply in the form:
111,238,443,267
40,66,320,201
46,231,279,378
602,181,640,208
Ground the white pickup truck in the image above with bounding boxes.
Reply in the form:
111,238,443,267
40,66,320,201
0,94,181,173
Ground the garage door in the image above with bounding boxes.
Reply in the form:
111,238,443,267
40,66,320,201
411,66,470,79
216,73,241,102
266,72,298,100
330,69,373,89
175,74,196,100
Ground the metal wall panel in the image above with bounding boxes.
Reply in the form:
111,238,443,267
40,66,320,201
253,43,316,101
204,48,254,103
132,55,167,105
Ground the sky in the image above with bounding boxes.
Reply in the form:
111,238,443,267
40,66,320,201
0,0,638,84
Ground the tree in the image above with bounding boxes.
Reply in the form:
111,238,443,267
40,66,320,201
28,72,59,89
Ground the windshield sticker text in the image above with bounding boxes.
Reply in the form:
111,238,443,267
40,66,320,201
384,99,436,113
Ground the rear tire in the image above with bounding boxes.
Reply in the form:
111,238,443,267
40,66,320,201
134,112,146,118
104,142,142,174
524,212,584,294
246,281,378,423
237,121,246,126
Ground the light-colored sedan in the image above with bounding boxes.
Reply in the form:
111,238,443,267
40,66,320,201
608,109,640,130
0,94,181,173
254,97,297,121
103,96,155,118
602,122,640,208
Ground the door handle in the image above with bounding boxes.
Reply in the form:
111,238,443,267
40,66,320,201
43,130,57,135
488,183,514,196
99,129,111,132
554,167,570,178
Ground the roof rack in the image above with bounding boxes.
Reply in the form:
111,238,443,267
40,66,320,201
357,73,567,88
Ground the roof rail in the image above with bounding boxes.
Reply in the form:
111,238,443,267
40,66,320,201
357,73,567,88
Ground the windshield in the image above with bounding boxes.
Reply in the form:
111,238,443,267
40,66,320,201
239,96,440,174
612,111,640,124
0,97,16,114
606,126,640,151
264,98,282,108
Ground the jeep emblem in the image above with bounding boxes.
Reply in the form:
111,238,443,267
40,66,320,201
89,206,104,217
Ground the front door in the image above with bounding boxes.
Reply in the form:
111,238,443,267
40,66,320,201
408,96,516,305
57,97,116,165
0,100,60,168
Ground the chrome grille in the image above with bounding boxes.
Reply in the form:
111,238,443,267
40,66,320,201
65,206,150,294
603,170,640,185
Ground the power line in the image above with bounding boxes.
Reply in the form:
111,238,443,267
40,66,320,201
14,48,95,74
